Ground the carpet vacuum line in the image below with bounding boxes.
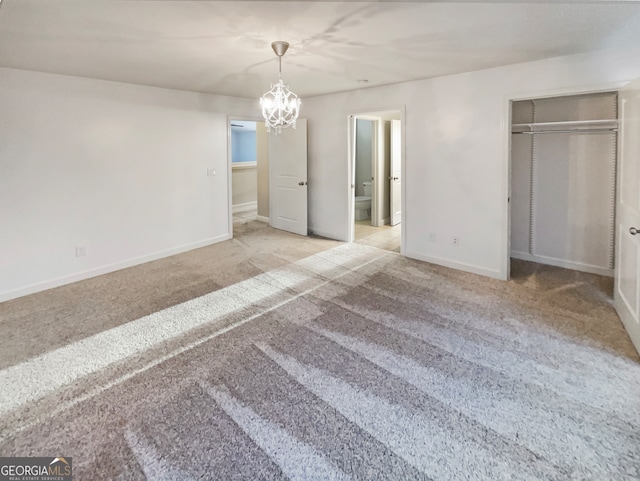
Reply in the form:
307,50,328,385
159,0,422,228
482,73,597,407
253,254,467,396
2,245,392,438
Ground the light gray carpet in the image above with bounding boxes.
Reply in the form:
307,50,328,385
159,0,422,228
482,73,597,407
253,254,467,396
1,241,639,480
0,220,340,370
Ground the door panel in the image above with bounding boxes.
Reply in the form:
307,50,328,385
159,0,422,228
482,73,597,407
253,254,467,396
269,119,308,236
618,226,639,318
615,78,640,355
390,119,402,226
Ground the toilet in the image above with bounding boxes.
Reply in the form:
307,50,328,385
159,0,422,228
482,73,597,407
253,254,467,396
354,181,372,220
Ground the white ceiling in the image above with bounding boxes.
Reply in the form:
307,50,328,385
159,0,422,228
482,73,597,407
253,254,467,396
0,1,639,99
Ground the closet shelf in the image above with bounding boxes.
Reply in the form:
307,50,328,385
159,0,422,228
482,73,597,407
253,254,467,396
512,119,618,134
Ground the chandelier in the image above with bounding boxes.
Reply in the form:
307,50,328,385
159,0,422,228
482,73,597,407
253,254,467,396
260,41,301,134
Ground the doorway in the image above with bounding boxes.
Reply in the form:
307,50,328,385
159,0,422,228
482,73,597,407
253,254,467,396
228,119,269,233
505,81,640,357
507,90,619,306
508,91,618,279
349,109,404,253
228,117,308,238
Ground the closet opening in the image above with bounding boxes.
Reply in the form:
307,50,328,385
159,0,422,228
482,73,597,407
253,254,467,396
508,91,618,292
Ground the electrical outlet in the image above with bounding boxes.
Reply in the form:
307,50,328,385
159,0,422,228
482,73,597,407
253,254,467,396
451,236,459,246
76,246,87,257
428,232,437,242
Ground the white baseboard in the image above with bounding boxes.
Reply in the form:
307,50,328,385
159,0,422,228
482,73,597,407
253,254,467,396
404,251,502,279
0,233,232,303
256,215,269,223
232,201,258,214
510,251,613,277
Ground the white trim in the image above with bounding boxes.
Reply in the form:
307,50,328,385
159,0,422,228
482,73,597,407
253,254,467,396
405,251,502,279
232,201,258,214
372,119,382,227
347,115,356,243
511,251,613,277
507,81,629,103
0,234,232,303
256,215,270,223
226,115,234,239
232,161,257,170
400,106,407,256
501,95,512,281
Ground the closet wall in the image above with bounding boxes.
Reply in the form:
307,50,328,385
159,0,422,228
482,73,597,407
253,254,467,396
510,92,618,276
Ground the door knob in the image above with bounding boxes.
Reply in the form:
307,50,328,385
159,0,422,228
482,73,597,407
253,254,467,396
631,227,639,235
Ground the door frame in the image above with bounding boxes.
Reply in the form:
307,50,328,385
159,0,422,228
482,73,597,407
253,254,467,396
347,106,406,252
226,115,265,237
390,119,402,227
502,81,628,281
614,77,640,355
351,115,379,225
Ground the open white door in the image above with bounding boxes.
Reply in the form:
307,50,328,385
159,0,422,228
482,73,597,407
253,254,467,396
390,119,402,226
615,78,640,355
269,119,308,236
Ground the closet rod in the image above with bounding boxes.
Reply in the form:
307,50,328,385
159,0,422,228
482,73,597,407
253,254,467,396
512,128,617,135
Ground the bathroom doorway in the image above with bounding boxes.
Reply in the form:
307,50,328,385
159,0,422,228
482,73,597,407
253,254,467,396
349,109,403,253
354,118,374,224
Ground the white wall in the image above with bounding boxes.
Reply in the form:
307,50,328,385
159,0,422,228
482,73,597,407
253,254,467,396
303,46,640,279
4,47,640,300
0,67,257,301
232,165,257,208
256,122,269,219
